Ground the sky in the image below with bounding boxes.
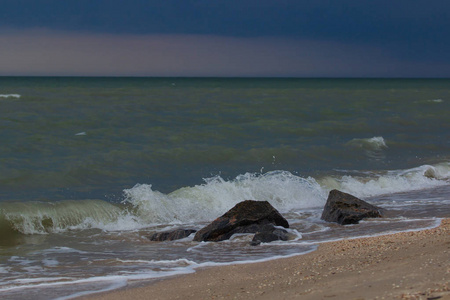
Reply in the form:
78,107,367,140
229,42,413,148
0,0,449,77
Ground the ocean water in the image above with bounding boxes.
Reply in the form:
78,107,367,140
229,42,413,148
0,77,449,299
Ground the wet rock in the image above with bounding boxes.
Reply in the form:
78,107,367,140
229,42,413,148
321,189,382,225
250,224,290,246
148,229,197,241
193,200,289,242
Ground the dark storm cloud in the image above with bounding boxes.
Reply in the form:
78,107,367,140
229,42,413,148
0,0,449,76
2,1,448,40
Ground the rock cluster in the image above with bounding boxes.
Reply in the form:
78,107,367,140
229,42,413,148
193,200,289,242
147,190,384,245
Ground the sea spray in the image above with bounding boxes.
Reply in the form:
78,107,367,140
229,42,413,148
124,164,449,226
123,171,327,225
319,163,450,198
1,163,448,237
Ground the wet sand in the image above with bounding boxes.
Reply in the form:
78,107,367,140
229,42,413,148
81,219,449,300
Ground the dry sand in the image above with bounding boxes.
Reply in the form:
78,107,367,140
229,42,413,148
81,219,449,300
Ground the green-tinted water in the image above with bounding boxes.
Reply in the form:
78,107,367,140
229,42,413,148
1,77,449,201
0,77,449,300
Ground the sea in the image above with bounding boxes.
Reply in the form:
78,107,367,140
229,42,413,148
0,77,449,299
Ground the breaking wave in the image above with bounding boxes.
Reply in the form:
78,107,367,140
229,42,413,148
0,94,21,99
0,162,448,237
123,171,326,225
346,136,388,160
319,163,450,198
0,200,126,236
347,136,387,150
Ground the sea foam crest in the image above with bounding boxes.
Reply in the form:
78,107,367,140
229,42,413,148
346,136,388,160
1,163,448,235
320,163,450,198
346,136,387,150
123,171,327,225
0,200,126,235
118,163,450,227
0,94,21,98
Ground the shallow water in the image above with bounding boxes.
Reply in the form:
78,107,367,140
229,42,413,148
1,185,448,300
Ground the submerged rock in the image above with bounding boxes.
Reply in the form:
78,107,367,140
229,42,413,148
193,200,289,242
250,224,290,246
148,229,197,241
321,189,382,225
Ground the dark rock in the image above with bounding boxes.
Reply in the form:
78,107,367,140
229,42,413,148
250,224,290,246
148,229,197,241
193,200,289,242
321,189,382,225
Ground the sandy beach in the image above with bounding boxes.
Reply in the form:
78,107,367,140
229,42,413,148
81,219,449,300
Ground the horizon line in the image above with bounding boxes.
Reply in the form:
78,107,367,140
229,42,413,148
1,75,449,79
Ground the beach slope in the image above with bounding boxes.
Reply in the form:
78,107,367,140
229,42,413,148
82,219,449,300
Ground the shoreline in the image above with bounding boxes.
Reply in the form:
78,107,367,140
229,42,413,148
80,218,450,300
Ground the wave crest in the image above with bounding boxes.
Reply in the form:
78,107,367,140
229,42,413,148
346,136,387,150
320,163,450,198
123,171,327,224
346,136,388,160
0,200,124,235
0,94,21,98
1,163,448,236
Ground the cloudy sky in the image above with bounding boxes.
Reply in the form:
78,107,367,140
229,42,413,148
1,0,449,77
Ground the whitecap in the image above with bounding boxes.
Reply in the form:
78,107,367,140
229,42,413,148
346,136,388,160
0,94,21,99
319,162,450,198
122,171,326,225
346,136,387,150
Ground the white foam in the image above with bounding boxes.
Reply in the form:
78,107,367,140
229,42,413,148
69,214,145,232
42,259,59,267
84,164,450,230
123,163,450,227
346,136,388,150
12,277,73,284
320,163,450,198
191,248,318,268
345,136,388,160
3,163,448,235
56,279,128,300
39,247,88,255
0,94,20,98
123,171,327,224
317,218,442,244
22,266,44,272
368,136,387,147
0,268,197,298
